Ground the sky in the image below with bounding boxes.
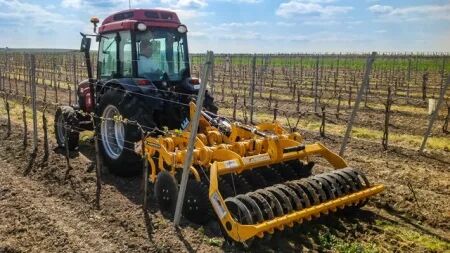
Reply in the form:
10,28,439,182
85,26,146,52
0,0,449,53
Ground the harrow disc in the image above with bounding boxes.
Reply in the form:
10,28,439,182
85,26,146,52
154,170,178,216
183,179,212,224
293,180,320,205
255,189,284,218
224,197,254,246
303,179,328,203
219,177,234,198
235,195,264,224
273,163,299,181
247,192,274,221
241,170,268,190
221,168,375,238
267,186,293,214
222,174,252,195
285,181,311,208
340,168,370,207
257,166,285,186
276,184,303,210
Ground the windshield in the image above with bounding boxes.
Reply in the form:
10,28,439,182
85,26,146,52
136,30,188,81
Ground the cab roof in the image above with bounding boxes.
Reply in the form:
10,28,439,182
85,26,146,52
99,9,182,34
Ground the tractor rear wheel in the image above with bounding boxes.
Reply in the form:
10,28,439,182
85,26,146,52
98,88,155,176
54,106,80,151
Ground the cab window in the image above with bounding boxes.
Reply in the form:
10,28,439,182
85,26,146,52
98,34,117,79
98,31,133,79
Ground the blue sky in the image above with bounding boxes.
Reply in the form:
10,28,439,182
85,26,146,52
0,0,449,53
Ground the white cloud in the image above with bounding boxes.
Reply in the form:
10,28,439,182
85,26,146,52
154,7,212,21
61,0,152,11
61,0,82,8
0,0,81,26
161,0,207,9
218,0,262,3
236,0,261,3
368,3,450,21
276,0,352,18
276,21,295,26
219,21,267,27
219,31,261,40
368,4,393,14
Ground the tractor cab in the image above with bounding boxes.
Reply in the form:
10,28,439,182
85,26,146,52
78,9,201,106
96,9,191,88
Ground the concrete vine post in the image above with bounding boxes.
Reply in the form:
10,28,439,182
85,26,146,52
31,55,38,153
42,104,49,161
72,54,78,105
268,68,274,108
92,113,103,210
232,94,237,121
339,52,377,156
53,57,58,104
420,75,449,153
63,117,72,180
210,53,215,96
22,96,28,148
314,55,319,113
336,88,342,119
174,51,213,226
249,54,256,124
141,126,149,210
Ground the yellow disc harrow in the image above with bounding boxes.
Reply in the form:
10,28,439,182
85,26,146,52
143,102,384,245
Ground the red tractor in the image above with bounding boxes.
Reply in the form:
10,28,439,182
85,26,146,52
54,9,217,176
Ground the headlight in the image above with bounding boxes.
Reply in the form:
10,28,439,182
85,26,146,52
177,25,187,33
137,23,147,31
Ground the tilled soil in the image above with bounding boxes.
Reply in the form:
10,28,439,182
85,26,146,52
0,123,223,253
0,116,449,252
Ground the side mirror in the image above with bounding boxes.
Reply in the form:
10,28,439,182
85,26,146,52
80,37,91,53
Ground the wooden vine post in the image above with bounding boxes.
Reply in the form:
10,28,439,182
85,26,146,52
320,105,326,137
382,86,393,150
2,92,11,138
232,94,238,121
273,100,278,122
442,100,449,134
422,72,428,101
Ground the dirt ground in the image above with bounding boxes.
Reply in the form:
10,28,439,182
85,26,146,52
0,113,449,252
0,76,449,252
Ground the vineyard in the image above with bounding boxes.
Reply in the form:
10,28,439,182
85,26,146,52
0,51,449,252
